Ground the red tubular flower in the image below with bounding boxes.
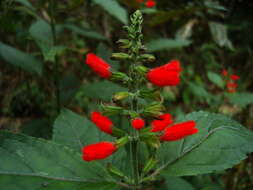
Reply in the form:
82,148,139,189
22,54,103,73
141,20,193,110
91,112,113,134
230,74,240,81
151,113,173,132
145,0,156,8
160,121,198,141
147,60,182,87
226,82,238,93
82,142,117,162
85,53,112,78
131,118,145,130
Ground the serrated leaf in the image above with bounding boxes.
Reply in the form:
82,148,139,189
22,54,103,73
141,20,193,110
146,38,191,52
207,71,224,88
0,131,116,189
63,24,106,40
93,0,128,24
53,109,104,152
158,111,253,176
0,42,42,75
82,81,126,101
226,92,253,107
52,109,129,177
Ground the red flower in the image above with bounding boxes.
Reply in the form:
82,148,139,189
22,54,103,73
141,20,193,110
85,53,112,78
147,60,182,87
226,82,238,88
160,121,198,141
151,113,173,132
132,118,145,130
145,0,156,8
230,74,240,81
226,82,238,93
82,142,117,162
91,112,113,134
222,69,228,76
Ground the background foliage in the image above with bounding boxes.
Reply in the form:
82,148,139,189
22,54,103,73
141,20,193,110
0,0,253,189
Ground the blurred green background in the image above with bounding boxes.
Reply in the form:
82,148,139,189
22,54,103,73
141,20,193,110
0,0,253,189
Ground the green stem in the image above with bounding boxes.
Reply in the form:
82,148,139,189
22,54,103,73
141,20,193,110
49,0,60,114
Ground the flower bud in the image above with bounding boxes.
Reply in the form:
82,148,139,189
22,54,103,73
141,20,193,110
113,92,130,101
139,54,155,62
117,39,131,48
111,53,130,60
131,118,145,130
111,72,130,83
143,102,165,117
139,88,161,100
101,105,123,116
135,65,149,74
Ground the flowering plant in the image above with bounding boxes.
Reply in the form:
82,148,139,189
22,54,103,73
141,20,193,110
0,10,253,190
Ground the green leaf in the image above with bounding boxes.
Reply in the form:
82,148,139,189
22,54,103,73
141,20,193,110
63,24,106,40
14,0,35,10
0,42,42,75
29,19,53,51
159,176,195,190
29,19,64,62
81,81,126,101
0,176,117,190
188,82,211,98
0,131,116,189
207,71,224,88
209,22,234,50
146,38,191,52
158,111,253,176
93,0,128,24
226,92,253,107
53,109,104,152
53,109,128,177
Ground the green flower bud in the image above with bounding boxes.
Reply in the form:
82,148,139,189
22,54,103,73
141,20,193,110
139,54,155,62
111,53,130,60
135,65,149,74
101,105,123,116
113,92,130,101
143,102,165,117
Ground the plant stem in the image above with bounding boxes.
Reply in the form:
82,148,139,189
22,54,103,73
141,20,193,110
49,0,60,114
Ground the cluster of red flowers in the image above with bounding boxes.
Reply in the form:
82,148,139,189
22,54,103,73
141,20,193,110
82,53,198,162
222,69,240,93
136,0,156,8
